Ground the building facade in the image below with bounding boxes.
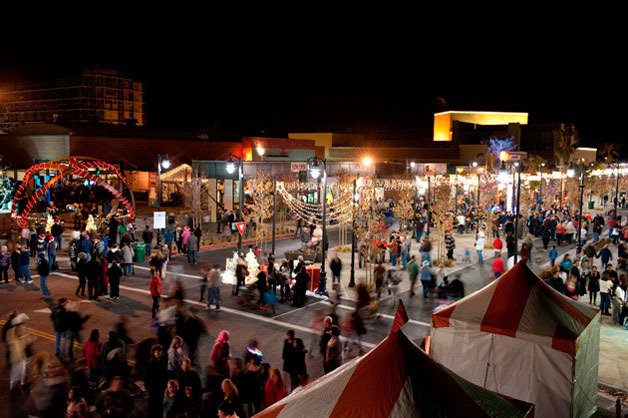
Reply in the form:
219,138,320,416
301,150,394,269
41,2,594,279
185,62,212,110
0,69,145,133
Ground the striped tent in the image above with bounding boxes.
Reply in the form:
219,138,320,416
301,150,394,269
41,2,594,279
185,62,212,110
255,301,534,418
431,262,600,418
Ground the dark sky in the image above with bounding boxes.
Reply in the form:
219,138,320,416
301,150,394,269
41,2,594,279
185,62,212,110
1,18,623,148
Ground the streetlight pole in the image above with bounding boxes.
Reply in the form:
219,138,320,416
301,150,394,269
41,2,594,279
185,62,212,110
308,157,328,296
271,177,276,256
349,178,357,287
426,175,431,235
614,162,620,217
476,172,481,234
577,169,585,254
157,155,171,209
238,156,244,255
514,163,522,264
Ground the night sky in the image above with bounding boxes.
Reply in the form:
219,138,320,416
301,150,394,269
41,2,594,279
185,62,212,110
1,20,623,151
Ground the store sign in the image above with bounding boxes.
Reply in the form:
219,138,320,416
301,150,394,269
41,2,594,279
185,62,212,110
291,162,307,172
154,211,166,229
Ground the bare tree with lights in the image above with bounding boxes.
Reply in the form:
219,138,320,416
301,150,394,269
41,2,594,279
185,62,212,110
429,177,454,262
244,171,275,253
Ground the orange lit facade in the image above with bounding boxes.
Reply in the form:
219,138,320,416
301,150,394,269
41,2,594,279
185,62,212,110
434,111,529,142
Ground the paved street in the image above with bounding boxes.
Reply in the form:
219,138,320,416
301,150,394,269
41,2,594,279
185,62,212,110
1,219,627,415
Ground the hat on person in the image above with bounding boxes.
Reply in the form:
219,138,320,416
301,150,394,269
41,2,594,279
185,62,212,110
422,260,430,267
48,235,55,242
11,313,29,326
39,233,46,239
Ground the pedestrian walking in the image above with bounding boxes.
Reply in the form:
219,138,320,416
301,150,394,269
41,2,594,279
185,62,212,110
19,244,33,284
6,313,35,390
210,330,231,378
445,231,456,260
150,272,162,319
206,264,222,312
420,260,434,298
187,234,198,264
36,253,52,299
407,255,419,296
142,225,153,255
0,245,11,283
108,259,122,300
121,242,134,276
10,244,22,282
167,336,185,380
84,329,103,388
282,330,307,393
475,230,486,265
324,325,342,374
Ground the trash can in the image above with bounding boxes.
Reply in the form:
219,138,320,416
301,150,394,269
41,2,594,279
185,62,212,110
133,243,146,263
588,201,594,209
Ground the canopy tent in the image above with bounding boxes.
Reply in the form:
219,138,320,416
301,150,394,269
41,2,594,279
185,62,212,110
255,301,534,418
431,262,600,418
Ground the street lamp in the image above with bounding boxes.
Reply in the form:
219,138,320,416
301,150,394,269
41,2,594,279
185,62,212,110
568,163,587,254
227,154,244,254
308,156,328,296
513,162,522,263
349,178,358,287
613,162,620,217
539,162,546,210
157,154,171,208
471,161,481,233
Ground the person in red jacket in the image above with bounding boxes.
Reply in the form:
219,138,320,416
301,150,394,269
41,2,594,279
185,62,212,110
491,256,505,280
263,367,288,408
149,273,162,319
84,329,103,388
492,235,503,258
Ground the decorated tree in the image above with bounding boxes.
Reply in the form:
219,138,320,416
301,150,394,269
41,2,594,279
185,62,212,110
486,135,517,172
244,171,275,253
429,177,454,262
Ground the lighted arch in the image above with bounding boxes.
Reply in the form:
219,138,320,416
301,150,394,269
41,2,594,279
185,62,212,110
11,157,136,228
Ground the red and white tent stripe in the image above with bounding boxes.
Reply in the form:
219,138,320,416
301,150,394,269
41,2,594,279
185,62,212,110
256,300,534,418
432,262,595,356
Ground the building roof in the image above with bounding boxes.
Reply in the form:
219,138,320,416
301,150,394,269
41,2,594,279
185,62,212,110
10,123,72,136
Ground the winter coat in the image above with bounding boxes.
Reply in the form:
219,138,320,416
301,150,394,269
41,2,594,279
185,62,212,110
149,276,162,296
122,246,134,263
84,340,103,369
0,252,10,268
36,256,50,276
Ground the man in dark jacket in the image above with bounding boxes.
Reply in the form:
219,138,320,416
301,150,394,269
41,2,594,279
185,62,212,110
87,256,101,300
145,344,167,418
142,225,153,253
330,253,342,284
50,298,69,357
108,260,123,300
10,245,22,282
177,358,202,403
76,254,88,297
51,219,64,251
65,309,90,361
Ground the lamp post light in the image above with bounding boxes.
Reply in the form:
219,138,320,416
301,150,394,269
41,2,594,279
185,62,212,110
614,162,620,217
539,162,546,210
226,154,244,254
308,156,328,296
513,161,522,264
157,154,171,209
349,178,358,287
568,163,587,254
471,161,481,233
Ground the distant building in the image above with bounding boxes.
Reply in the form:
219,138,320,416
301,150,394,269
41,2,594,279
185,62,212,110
0,69,145,133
